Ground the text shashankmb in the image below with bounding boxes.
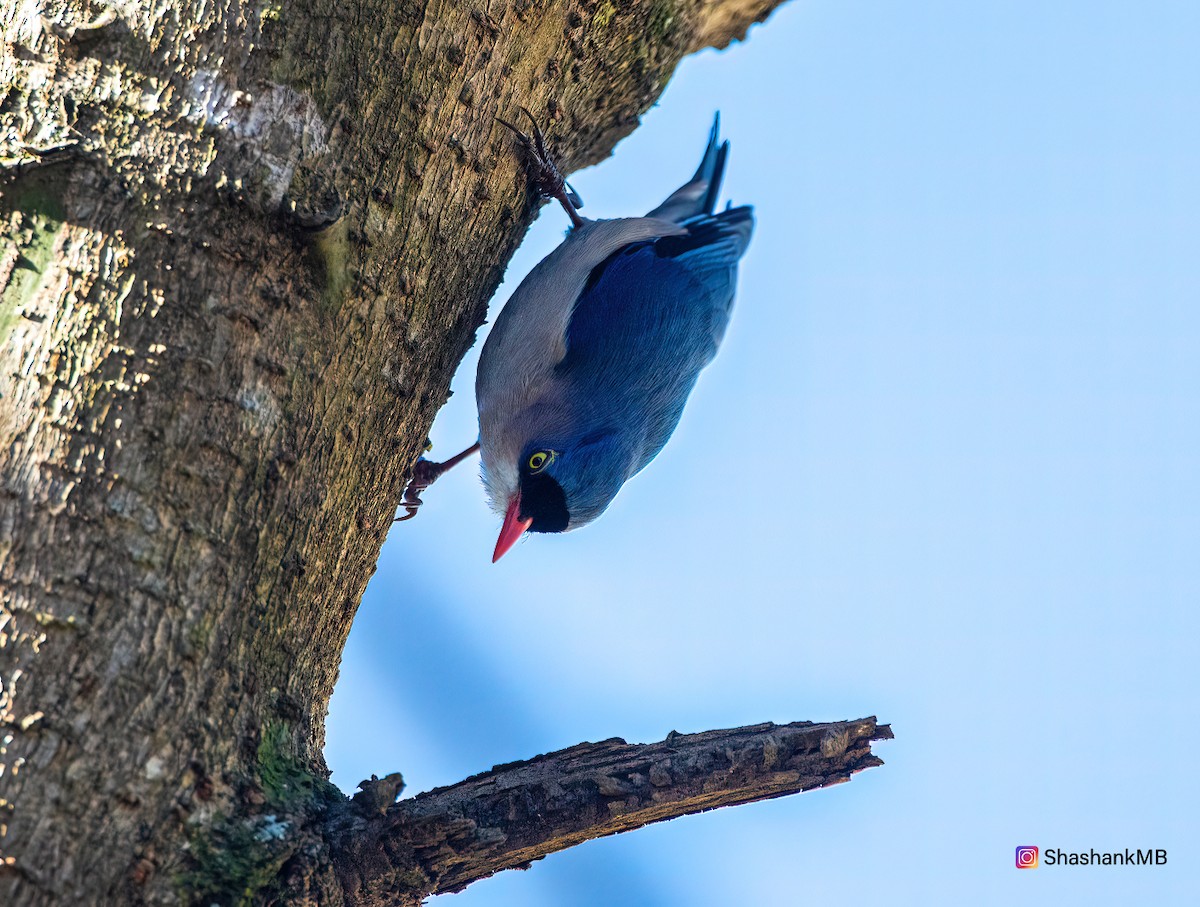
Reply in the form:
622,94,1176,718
1015,846,1168,869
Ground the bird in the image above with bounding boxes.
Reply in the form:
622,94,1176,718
399,111,754,562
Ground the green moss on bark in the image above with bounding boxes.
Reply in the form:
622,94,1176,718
176,721,339,903
1,175,67,341
178,819,295,907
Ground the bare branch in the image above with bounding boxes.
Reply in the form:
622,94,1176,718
328,718,891,903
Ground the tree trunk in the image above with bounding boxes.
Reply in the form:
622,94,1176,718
0,1,887,904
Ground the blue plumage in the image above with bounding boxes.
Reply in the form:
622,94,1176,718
558,206,754,476
477,115,754,559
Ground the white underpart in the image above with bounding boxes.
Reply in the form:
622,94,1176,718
480,442,520,516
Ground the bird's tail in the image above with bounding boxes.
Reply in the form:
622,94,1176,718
645,114,729,223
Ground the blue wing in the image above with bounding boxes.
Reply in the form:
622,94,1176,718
556,205,754,471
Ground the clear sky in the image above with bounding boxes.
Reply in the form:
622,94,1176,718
326,2,1199,903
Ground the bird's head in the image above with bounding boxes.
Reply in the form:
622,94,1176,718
489,430,634,561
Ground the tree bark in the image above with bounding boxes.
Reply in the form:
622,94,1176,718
0,1,889,904
333,719,892,905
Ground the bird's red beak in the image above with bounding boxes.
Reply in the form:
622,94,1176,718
493,494,533,562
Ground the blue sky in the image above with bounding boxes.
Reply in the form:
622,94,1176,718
327,2,1199,903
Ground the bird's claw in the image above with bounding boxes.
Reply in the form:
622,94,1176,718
394,442,481,523
394,458,445,522
497,107,585,225
394,500,421,522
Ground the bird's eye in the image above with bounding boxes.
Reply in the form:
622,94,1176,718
527,450,554,472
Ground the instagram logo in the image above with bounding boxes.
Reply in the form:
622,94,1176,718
1015,846,1039,869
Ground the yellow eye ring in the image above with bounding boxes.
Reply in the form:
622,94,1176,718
527,450,553,472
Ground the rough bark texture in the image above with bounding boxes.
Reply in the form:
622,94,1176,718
0,0,882,904
333,719,892,904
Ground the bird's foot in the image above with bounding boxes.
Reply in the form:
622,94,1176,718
394,459,442,522
394,442,481,522
497,107,585,228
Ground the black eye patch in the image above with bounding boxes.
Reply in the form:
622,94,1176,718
520,471,569,533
